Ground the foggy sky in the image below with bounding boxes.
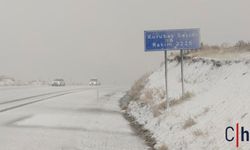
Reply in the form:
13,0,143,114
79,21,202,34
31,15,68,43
1,0,250,85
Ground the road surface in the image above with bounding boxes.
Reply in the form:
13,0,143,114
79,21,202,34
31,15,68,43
0,86,148,150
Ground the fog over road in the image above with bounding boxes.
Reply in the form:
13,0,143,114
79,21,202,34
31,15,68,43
0,86,148,150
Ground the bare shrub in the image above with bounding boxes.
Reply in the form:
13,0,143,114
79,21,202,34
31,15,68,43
234,40,250,50
143,88,154,104
157,144,169,150
151,101,167,117
195,107,210,118
182,91,194,100
128,73,150,101
210,45,220,50
169,91,194,107
141,88,166,105
152,105,162,117
203,107,210,114
183,117,196,129
157,101,167,110
154,88,165,99
193,129,204,137
120,73,151,110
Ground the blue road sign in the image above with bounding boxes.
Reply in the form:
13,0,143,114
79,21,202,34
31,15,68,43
144,28,200,51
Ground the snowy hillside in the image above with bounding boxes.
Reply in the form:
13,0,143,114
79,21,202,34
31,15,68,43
122,56,250,150
0,76,17,86
0,76,48,86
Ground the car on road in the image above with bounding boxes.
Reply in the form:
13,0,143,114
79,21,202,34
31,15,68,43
51,79,66,86
89,78,101,86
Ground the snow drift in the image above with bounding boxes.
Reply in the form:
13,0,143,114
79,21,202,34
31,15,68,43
123,56,250,150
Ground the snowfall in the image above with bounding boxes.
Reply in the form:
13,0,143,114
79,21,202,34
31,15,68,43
125,55,250,149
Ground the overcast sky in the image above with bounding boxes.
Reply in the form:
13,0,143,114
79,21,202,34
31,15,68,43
0,0,250,85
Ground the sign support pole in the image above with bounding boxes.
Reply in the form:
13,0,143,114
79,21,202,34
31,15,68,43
164,50,169,109
180,49,185,98
97,87,99,101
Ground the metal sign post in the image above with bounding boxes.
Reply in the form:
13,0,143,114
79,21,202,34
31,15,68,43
97,87,99,101
164,51,169,108
144,28,200,110
180,49,184,98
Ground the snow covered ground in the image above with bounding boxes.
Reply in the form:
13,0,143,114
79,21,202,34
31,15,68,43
0,86,148,150
125,57,250,149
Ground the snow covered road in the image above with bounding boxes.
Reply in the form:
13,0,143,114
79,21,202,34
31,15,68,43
0,86,148,150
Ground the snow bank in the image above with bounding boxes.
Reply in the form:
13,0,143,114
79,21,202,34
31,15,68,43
125,57,250,150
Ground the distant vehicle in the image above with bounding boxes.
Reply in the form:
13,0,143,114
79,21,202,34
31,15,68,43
51,79,66,86
89,79,101,86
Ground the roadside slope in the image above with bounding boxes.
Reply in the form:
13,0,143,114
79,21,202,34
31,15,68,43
122,57,250,150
